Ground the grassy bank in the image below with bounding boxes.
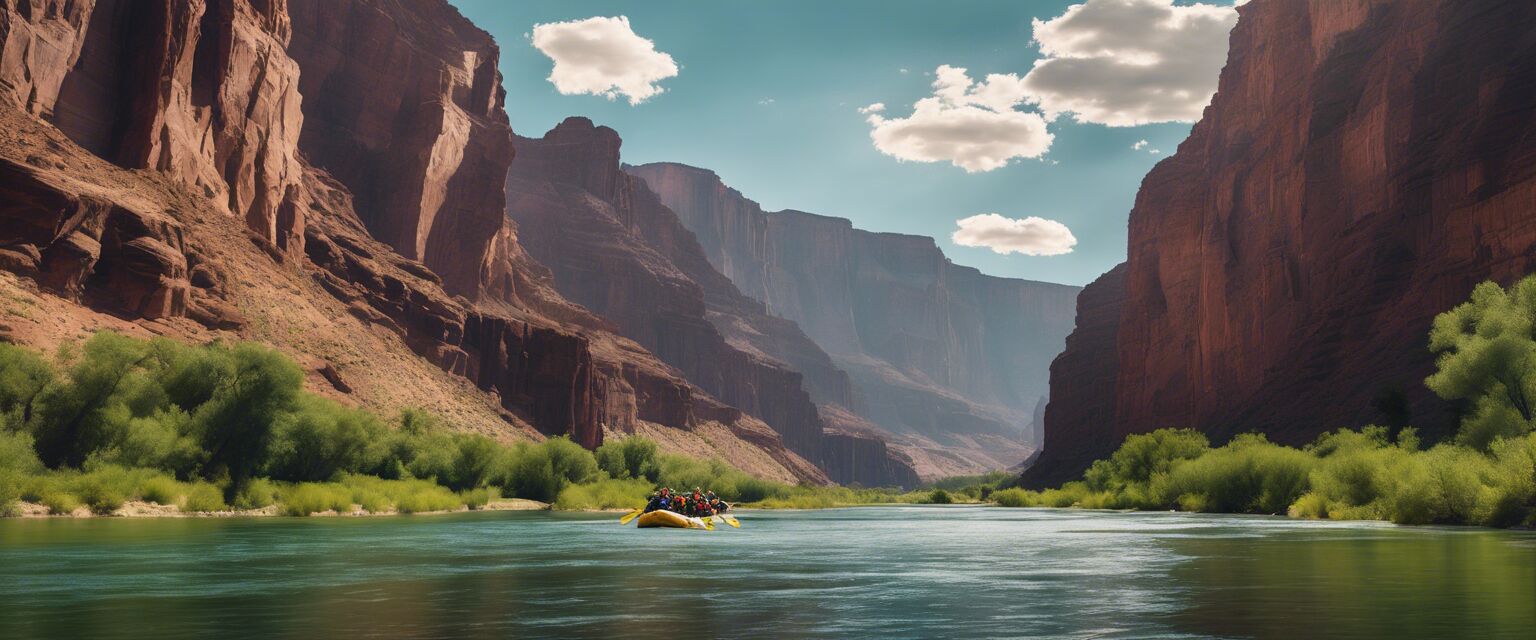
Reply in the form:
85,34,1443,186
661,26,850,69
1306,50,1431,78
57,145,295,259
1000,276,1536,528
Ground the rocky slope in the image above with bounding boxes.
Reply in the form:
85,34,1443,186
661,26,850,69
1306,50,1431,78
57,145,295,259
1024,0,1536,487
507,118,916,487
0,0,826,484
630,162,1082,477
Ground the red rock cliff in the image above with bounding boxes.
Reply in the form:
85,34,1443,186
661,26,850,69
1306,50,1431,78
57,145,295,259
1026,0,1536,485
631,162,1082,476
508,118,915,487
286,0,524,303
0,0,829,484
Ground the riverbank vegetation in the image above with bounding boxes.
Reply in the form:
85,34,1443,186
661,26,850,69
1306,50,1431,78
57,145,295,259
1003,276,1536,528
0,332,957,518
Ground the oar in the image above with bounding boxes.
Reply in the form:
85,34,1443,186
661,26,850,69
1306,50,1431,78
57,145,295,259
700,517,715,531
720,514,741,528
619,509,643,525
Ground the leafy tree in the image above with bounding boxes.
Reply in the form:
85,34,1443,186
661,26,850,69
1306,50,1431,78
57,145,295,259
266,396,387,482
1427,278,1536,449
31,332,152,468
0,343,54,431
191,343,302,497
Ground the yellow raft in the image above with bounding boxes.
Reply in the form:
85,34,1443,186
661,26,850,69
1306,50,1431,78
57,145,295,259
635,510,711,529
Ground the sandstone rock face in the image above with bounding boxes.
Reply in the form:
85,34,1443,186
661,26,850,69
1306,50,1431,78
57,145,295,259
287,0,520,303
1025,0,1536,485
508,118,911,486
1019,264,1125,488
0,0,94,118
631,162,1082,473
51,0,305,256
0,157,190,319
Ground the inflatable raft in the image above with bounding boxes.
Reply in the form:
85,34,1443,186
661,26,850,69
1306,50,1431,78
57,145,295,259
635,510,711,529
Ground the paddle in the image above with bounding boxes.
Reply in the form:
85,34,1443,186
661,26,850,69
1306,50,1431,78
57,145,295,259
619,509,643,525
708,514,741,528
700,517,715,531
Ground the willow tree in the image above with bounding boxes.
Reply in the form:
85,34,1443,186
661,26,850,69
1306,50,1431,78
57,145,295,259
1426,277,1536,450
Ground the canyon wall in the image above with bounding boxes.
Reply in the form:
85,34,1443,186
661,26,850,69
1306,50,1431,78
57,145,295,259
631,162,1081,475
1024,0,1536,486
508,118,915,487
0,0,829,484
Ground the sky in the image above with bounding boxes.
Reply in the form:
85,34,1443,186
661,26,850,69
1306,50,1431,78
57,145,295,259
451,0,1244,286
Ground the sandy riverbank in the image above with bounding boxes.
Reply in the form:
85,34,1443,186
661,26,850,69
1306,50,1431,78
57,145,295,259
6,498,553,519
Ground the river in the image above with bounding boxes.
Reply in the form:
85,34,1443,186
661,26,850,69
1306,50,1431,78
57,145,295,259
1,506,1532,639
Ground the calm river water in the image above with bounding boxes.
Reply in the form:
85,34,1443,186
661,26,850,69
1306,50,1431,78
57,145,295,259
1,506,1532,639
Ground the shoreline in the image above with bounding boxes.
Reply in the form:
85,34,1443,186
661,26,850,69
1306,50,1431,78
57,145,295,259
4,498,554,520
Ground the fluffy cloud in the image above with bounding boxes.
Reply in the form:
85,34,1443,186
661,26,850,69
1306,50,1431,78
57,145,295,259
951,214,1077,256
864,65,1053,173
1021,0,1238,126
530,16,678,105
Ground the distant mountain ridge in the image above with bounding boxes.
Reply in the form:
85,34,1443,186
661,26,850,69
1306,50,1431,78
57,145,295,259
629,162,1081,478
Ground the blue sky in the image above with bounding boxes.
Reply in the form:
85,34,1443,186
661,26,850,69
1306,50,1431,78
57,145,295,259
451,1,1240,286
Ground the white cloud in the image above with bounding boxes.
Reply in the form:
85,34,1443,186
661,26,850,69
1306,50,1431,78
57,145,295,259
1022,0,1238,126
1149,149,1161,154
1132,139,1148,150
758,98,775,105
864,65,1053,173
952,214,1077,256
530,16,678,105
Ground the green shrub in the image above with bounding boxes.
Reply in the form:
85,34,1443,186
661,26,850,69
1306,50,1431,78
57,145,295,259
40,489,79,515
1083,428,1210,492
498,437,599,502
138,476,184,505
595,437,660,481
394,486,460,514
182,482,227,512
990,487,1034,507
71,466,140,514
459,487,492,510
280,483,353,516
927,488,954,504
232,478,280,510
1155,434,1315,514
554,477,652,510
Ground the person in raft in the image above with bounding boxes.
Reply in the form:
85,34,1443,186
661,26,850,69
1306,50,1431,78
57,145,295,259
642,487,731,517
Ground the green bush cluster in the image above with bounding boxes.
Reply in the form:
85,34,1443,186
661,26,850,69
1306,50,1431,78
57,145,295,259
998,424,1536,527
0,333,705,516
1000,275,1536,529
0,332,980,518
